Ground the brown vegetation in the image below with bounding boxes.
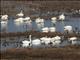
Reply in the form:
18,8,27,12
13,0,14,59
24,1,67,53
0,31,80,38
0,45,80,60
1,1,80,17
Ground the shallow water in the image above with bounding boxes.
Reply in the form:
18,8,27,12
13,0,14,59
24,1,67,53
0,17,80,32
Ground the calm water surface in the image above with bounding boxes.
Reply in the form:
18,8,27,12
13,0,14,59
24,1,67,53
1,17,80,32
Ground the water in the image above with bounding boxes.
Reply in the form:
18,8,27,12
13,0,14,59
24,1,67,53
1,17,80,32
0,17,80,50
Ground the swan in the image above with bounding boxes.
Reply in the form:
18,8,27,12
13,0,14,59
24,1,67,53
51,17,57,23
1,15,8,20
51,36,61,46
64,25,73,33
54,36,61,45
41,27,49,33
68,37,78,45
22,40,30,48
51,37,56,46
35,17,44,28
22,35,31,48
58,13,65,20
30,35,41,47
14,17,24,26
0,14,8,32
49,27,56,32
35,17,44,23
23,17,32,24
22,35,41,48
51,17,57,26
40,37,51,45
31,39,41,46
16,10,24,17
35,17,41,24
54,36,61,40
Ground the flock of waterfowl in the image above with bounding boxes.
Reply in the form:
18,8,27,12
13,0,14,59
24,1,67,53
0,10,80,48
21,35,80,48
0,10,80,33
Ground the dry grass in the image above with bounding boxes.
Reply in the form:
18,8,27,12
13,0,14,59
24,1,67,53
1,1,80,17
1,46,80,60
1,31,80,38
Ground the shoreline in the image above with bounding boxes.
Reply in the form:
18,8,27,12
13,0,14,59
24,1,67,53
1,31,80,38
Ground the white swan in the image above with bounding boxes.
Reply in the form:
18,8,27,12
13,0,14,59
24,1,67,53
22,35,31,48
22,35,41,48
32,39,41,46
41,27,56,33
41,27,49,33
54,36,61,40
68,37,77,45
64,25,73,33
22,40,30,48
54,36,61,45
40,37,51,45
23,17,32,24
1,15,8,20
16,10,24,17
51,37,56,46
51,36,61,46
14,17,24,25
35,17,44,28
30,35,41,47
49,27,56,32
35,18,41,24
51,17,57,23
58,13,65,20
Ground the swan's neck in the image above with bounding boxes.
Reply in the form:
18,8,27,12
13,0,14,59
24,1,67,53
29,35,32,46
29,35,32,43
